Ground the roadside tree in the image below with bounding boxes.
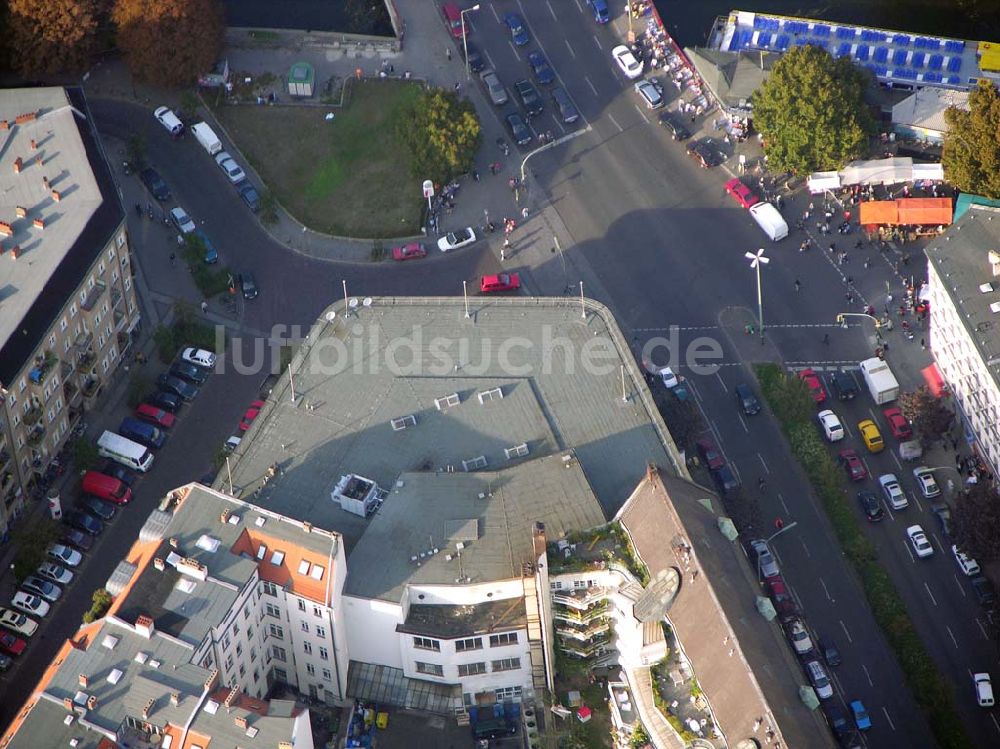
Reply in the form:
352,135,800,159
751,45,874,174
897,386,953,447
942,80,1000,199
113,0,224,86
395,88,480,185
952,482,1000,561
8,0,99,76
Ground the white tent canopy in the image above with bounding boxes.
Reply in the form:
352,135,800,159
912,163,945,182
840,157,913,186
807,171,841,194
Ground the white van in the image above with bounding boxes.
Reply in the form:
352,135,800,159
191,122,222,156
97,430,154,472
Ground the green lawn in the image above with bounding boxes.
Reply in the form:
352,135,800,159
213,80,425,238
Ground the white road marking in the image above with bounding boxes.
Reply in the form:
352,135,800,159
990,713,1000,734
607,113,623,132
546,0,558,21
736,412,749,434
903,541,915,563
862,664,874,686
584,76,598,96
797,534,808,555
945,625,958,649
819,577,832,602
839,620,853,643
780,494,791,517
757,453,769,474
714,371,729,392
977,618,989,640
490,4,500,22
484,49,496,70
911,492,924,513
565,39,577,58
509,42,522,61
882,707,897,731
573,0,583,11
953,575,967,598
923,581,938,606
593,34,603,51
633,104,650,123
890,450,903,471
882,497,896,521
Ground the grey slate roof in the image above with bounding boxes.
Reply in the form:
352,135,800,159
685,47,781,111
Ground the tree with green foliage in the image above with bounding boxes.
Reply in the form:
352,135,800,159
953,481,1000,562
113,0,224,86
12,521,59,582
942,80,1000,198
83,589,114,623
72,437,100,471
8,0,99,76
395,88,480,185
751,45,874,174
897,386,954,447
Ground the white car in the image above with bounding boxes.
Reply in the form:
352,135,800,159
170,206,196,234
786,619,814,655
37,562,74,586
0,608,37,637
658,367,679,388
20,575,61,602
612,45,644,79
437,227,476,252
878,473,908,510
11,591,49,618
975,673,994,708
47,544,82,568
634,79,664,109
153,106,184,136
214,151,247,184
952,545,981,576
817,409,844,442
181,347,217,369
906,524,934,558
912,466,941,498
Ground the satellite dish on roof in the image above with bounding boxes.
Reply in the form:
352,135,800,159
348,298,359,309
363,297,373,307
326,311,337,322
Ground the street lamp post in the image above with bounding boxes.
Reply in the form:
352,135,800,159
745,249,769,343
461,5,481,80
836,312,884,343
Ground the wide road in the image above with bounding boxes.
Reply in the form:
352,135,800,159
463,0,997,747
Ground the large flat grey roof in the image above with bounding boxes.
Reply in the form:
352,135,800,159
0,88,101,352
222,298,683,565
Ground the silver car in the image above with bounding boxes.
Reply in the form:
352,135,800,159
479,69,509,106
634,79,664,109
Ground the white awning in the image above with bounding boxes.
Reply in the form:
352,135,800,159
912,163,944,181
807,171,841,194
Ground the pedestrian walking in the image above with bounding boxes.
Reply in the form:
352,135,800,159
200,300,208,314
758,477,767,491
920,337,926,350
446,47,452,61
500,247,506,261
472,169,480,182
822,333,830,345
503,237,511,249
521,207,529,219
794,279,801,291
454,82,461,93
169,252,176,266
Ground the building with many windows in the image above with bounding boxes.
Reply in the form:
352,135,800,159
0,87,138,535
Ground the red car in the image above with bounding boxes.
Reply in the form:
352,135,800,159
480,273,521,293
839,448,868,482
392,243,427,261
797,368,826,404
442,3,465,39
239,399,266,432
766,577,799,620
724,178,760,209
882,407,913,440
695,438,725,470
0,630,26,656
135,403,176,429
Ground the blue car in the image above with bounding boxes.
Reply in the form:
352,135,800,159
504,13,529,46
850,700,871,731
527,50,554,85
589,0,610,23
193,228,218,264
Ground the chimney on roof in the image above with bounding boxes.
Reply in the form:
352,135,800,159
169,537,180,549
224,686,240,711
14,111,37,125
302,521,312,533
220,509,231,524
10,245,19,260
142,698,155,720
989,250,1000,277
170,692,181,707
15,206,26,219
234,716,248,730
135,614,155,639
86,695,98,711
153,557,166,571
203,668,219,692
78,673,89,688
13,157,22,174
30,138,36,150
34,153,41,166
51,189,60,202
0,222,11,237
33,218,43,230
42,175,48,189
63,697,74,712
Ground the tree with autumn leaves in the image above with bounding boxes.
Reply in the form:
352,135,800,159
113,0,224,87
8,0,103,77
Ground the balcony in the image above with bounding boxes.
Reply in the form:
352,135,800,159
552,587,610,609
26,424,46,447
80,280,107,312
555,619,611,641
64,378,81,407
77,348,96,372
553,599,608,622
114,308,126,332
111,287,123,309
22,402,43,427
28,351,59,389
81,376,99,399
61,356,76,379
557,632,613,659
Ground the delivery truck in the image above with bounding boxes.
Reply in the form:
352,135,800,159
749,202,789,241
192,122,222,156
859,357,900,404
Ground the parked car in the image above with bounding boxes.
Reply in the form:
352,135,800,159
766,576,798,620
882,406,912,439
952,545,981,576
658,112,690,141
214,151,247,184
98,460,137,488
462,41,486,73
140,167,170,201
858,419,884,453
505,112,532,146
0,609,37,638
749,539,779,579
153,106,184,136
392,243,427,261
181,347,217,369
192,228,218,264
551,87,579,124
849,700,871,730
786,618,814,655
514,80,543,117
818,410,844,442
686,141,714,169
831,371,858,400
611,45,643,79
146,390,182,413
504,12,529,45
817,636,841,667
930,502,952,536
907,524,934,558
823,704,851,736
724,178,760,209
972,576,997,606
37,562,73,586
912,466,941,498
239,183,261,212
695,438,725,470
239,272,259,300
711,465,739,495
838,448,867,481
588,0,610,23
480,69,509,106
438,228,476,252
47,543,82,567
239,400,266,432
21,575,61,602
633,79,664,109
170,206,196,234
857,491,884,522
878,473,908,510
58,530,93,553
0,653,10,672
170,361,210,385
0,630,26,656
794,367,825,403
441,3,464,39
11,591,49,619
64,510,103,536
805,659,833,699
157,374,198,401
975,673,995,708
480,273,521,293
735,383,760,415
527,50,555,85
79,496,117,522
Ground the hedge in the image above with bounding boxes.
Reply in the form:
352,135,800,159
754,363,972,749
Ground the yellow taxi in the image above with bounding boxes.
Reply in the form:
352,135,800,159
858,419,884,453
